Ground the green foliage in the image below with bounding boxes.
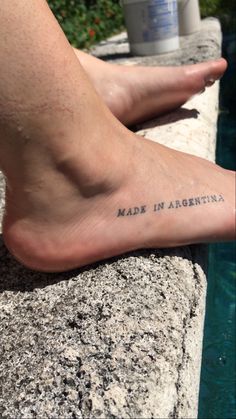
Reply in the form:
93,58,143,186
48,0,124,49
200,0,236,31
199,0,221,17
200,0,236,16
48,0,235,49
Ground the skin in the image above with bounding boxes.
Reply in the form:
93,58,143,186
0,0,235,272
73,49,228,125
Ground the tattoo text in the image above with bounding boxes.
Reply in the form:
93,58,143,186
116,194,224,217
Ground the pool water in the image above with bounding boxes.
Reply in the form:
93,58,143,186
198,33,236,419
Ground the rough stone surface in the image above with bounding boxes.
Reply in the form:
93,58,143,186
92,18,222,66
0,18,221,419
135,81,219,162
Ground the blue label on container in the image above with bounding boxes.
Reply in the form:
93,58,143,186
147,0,178,41
124,0,178,44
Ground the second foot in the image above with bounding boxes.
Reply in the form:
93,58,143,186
3,131,235,272
76,51,227,125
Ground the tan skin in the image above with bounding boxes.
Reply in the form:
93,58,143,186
0,0,235,272
73,49,228,125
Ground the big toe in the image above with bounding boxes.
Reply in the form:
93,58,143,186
204,58,228,82
187,58,227,86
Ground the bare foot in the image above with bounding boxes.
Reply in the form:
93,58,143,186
75,50,227,125
0,0,234,273
3,113,235,272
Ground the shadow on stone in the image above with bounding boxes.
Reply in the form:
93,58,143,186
96,52,132,61
0,234,207,293
0,235,75,292
133,107,200,132
96,52,131,61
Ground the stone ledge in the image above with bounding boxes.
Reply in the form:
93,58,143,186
92,18,221,65
0,18,221,419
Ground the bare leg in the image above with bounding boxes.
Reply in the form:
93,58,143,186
74,49,227,125
0,0,235,272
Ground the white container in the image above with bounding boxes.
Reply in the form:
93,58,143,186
178,0,201,35
122,0,179,56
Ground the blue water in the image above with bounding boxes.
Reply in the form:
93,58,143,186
198,33,236,419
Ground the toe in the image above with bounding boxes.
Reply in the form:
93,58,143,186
205,79,215,87
204,58,228,83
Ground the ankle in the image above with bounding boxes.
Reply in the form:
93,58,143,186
4,115,135,218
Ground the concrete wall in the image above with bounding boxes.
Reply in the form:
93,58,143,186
0,18,221,418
